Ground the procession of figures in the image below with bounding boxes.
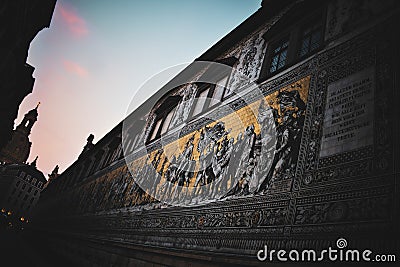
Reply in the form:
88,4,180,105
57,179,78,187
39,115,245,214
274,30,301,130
71,88,307,212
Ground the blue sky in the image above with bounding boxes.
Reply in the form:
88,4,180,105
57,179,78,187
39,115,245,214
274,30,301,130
18,0,261,175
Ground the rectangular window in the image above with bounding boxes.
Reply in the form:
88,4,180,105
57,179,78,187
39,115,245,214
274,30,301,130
192,88,209,116
269,38,289,74
299,23,322,57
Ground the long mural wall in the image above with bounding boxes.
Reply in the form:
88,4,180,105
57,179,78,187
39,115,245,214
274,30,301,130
65,76,310,215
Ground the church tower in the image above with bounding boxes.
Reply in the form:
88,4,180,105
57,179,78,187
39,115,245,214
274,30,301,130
0,103,39,164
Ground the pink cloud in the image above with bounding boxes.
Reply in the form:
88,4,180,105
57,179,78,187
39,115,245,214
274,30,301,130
59,4,88,36
63,60,88,77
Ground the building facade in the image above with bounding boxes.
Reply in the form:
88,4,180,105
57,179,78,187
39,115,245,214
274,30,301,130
0,0,56,151
0,160,46,228
34,0,399,265
0,104,50,231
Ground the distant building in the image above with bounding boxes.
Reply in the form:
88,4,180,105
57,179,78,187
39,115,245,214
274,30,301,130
0,0,56,151
0,159,46,223
0,103,54,229
0,104,39,164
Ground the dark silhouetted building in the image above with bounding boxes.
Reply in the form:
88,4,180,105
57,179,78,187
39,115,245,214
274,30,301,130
0,0,56,151
0,104,39,164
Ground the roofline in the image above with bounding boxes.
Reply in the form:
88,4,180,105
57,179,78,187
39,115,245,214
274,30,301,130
60,0,295,175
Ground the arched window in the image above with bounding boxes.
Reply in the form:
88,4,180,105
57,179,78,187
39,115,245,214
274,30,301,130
191,75,230,117
149,106,177,141
148,96,181,142
190,57,236,117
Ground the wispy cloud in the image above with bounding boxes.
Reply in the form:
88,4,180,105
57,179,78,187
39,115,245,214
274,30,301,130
63,60,88,77
59,4,88,36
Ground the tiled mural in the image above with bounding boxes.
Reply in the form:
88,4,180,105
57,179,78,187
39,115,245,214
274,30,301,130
73,76,310,213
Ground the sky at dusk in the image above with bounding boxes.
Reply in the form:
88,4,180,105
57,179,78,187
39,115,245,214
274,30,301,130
17,0,261,176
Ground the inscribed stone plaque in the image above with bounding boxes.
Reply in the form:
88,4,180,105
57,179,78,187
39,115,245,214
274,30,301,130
320,68,374,157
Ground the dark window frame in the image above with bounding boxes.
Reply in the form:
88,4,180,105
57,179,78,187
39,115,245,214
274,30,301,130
258,8,326,82
189,56,237,119
297,17,324,60
149,107,176,141
268,35,291,74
